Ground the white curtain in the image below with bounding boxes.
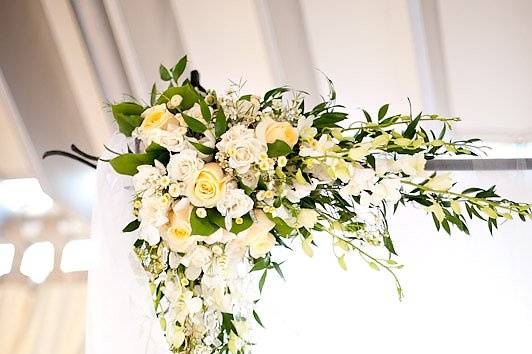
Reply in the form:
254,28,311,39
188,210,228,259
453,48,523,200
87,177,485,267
0,279,86,354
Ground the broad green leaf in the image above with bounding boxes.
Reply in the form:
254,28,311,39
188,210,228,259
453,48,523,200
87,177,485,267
114,112,143,137
111,102,144,117
266,214,293,236
207,209,253,234
182,113,207,133
122,219,140,232
109,143,169,175
157,85,197,109
110,152,156,176
159,64,171,81
190,141,215,155
215,106,227,138
267,140,292,157
190,207,219,236
172,55,187,82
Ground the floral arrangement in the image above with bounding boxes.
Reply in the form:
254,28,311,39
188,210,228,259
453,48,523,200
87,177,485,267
105,56,531,354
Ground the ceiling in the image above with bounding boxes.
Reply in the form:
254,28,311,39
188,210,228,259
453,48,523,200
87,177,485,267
0,0,531,221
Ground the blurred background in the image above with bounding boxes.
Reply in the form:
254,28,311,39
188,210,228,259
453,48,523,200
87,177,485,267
0,1,531,353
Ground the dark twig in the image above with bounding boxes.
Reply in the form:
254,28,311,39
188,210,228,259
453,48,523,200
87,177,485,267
71,144,99,161
42,150,97,169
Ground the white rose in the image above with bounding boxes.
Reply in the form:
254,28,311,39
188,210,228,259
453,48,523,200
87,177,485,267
216,187,254,229
150,129,189,152
182,245,212,269
167,149,205,182
249,232,275,259
138,194,170,227
216,125,266,174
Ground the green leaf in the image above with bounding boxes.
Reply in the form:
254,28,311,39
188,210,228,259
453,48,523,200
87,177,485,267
182,113,207,133
259,269,268,293
214,105,227,138
114,112,143,137
368,261,380,271
150,83,157,106
378,104,389,120
363,109,372,123
267,215,293,236
112,102,144,117
190,207,219,236
272,262,285,279
198,97,212,122
251,257,270,272
403,113,421,139
253,310,265,328
122,219,140,232
383,236,397,255
190,141,215,155
267,140,292,157
157,85,197,109
109,143,169,175
172,55,187,82
159,64,171,81
207,209,253,234
313,112,347,129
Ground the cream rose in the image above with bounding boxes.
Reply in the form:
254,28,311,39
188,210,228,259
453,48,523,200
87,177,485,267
187,163,226,208
242,210,276,258
140,104,174,130
255,117,298,148
162,203,194,253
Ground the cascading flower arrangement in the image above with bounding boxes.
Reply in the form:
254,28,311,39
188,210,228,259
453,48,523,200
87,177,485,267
105,56,531,353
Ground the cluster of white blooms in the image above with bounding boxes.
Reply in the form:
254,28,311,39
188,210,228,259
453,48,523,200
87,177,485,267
107,57,532,353
129,92,299,353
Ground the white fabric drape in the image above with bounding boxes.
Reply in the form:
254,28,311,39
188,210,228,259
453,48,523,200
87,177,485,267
85,134,170,354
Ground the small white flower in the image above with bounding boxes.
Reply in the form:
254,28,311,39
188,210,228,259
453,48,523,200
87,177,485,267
196,207,207,218
371,178,402,204
297,209,319,229
425,173,453,191
297,115,317,140
397,152,426,177
167,94,183,109
340,168,376,197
